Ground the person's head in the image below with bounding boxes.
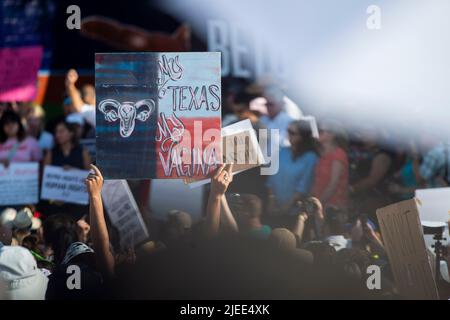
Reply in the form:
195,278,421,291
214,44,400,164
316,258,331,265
42,214,78,264
335,248,371,281
54,120,78,146
0,226,12,246
61,241,96,267
26,105,46,137
12,207,34,232
324,207,348,236
268,228,297,251
0,110,26,143
263,86,284,118
62,96,73,115
76,216,90,244
0,208,17,230
81,84,96,106
288,120,319,158
0,246,48,300
231,92,253,114
228,194,263,227
21,234,40,253
318,119,348,150
162,210,193,245
302,241,337,268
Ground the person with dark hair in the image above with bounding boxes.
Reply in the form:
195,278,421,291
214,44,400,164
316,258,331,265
42,214,79,265
42,120,91,220
348,125,395,221
0,110,42,166
43,120,90,170
267,120,319,216
227,193,272,240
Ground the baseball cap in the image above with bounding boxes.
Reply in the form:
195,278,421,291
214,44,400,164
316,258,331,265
168,210,192,229
0,246,49,300
268,228,297,251
12,208,33,230
62,242,94,265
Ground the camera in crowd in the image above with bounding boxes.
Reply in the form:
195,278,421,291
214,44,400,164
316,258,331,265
296,197,318,216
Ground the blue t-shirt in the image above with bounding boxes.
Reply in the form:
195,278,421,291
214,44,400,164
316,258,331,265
267,148,318,206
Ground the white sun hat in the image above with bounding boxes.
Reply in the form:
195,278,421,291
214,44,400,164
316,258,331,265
12,208,33,230
0,246,49,300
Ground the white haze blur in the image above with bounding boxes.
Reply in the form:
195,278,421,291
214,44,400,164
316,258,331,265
158,0,450,148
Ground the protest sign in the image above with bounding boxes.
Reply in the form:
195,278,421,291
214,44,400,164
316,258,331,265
0,46,43,101
0,162,38,205
186,119,266,188
95,52,222,179
41,166,89,205
376,199,439,300
102,180,149,249
415,188,450,223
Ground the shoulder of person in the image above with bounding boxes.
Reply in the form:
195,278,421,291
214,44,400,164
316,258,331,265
24,136,39,145
303,150,319,161
41,131,53,140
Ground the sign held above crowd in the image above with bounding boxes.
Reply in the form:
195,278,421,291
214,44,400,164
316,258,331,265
376,199,439,300
95,52,222,180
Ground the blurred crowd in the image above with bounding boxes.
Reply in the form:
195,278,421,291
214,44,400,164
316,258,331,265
0,70,450,299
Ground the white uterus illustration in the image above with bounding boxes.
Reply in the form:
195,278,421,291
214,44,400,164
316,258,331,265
98,99,155,137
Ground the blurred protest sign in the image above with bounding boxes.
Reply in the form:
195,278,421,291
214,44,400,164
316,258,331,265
95,52,221,179
102,180,149,249
187,119,266,188
415,188,450,223
376,199,439,300
414,188,450,256
0,162,38,205
41,165,89,205
0,46,43,101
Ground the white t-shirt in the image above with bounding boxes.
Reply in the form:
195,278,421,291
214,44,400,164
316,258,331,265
260,111,295,147
326,235,352,252
80,104,95,127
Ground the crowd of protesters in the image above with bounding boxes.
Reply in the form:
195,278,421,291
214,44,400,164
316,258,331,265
0,70,450,300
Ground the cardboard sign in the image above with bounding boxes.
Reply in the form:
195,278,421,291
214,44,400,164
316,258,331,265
95,52,222,179
0,46,43,101
102,180,149,250
41,166,89,205
0,162,38,205
187,119,266,187
376,199,439,300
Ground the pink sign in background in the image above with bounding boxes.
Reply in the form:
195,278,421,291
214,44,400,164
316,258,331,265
0,46,43,102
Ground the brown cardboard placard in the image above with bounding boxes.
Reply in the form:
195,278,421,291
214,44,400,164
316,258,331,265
376,199,439,300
